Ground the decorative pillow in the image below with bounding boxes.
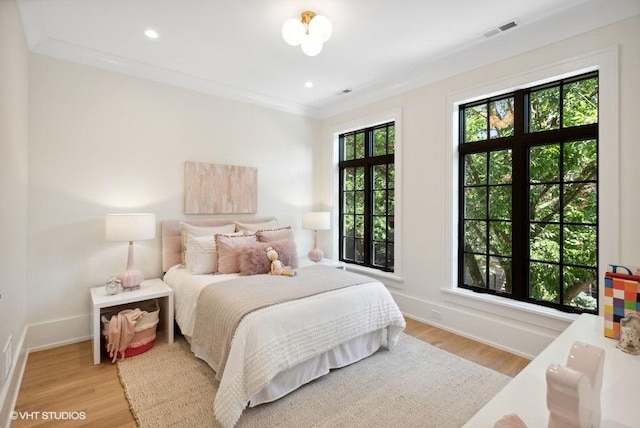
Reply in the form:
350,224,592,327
256,226,294,242
238,239,299,276
184,234,217,275
215,233,258,274
179,222,235,253
235,219,278,233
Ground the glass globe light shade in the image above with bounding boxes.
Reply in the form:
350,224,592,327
308,15,332,43
282,18,304,46
300,33,323,56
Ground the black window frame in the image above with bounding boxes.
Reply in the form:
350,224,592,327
338,122,395,272
458,71,599,314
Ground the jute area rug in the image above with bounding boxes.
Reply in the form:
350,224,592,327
117,334,510,427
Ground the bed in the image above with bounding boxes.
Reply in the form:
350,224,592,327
161,218,406,427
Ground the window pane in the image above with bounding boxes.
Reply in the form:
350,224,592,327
388,164,395,189
355,167,365,190
464,254,487,287
387,216,395,241
464,187,487,219
492,256,512,293
564,183,596,224
373,216,386,241
489,221,512,257
344,135,355,161
529,262,560,303
529,144,560,183
343,214,355,237
564,225,597,266
355,191,365,214
489,97,514,138
489,186,511,220
387,190,394,214
489,256,510,292
489,150,512,184
343,168,355,191
387,243,395,270
355,132,365,159
465,153,487,185
464,104,488,143
373,191,387,215
464,220,486,253
530,223,560,263
373,128,387,156
387,125,395,154
530,86,560,132
354,239,365,262
344,191,355,214
563,266,597,310
373,165,387,190
343,237,355,259
373,241,387,267
355,215,365,238
529,184,560,222
564,140,597,182
563,78,598,127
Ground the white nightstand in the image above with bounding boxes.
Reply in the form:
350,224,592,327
90,278,174,364
299,258,347,270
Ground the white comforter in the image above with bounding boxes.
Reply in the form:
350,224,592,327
164,265,406,428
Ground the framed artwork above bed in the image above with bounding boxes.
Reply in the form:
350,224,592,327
184,161,258,214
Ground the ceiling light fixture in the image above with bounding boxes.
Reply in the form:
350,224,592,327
144,28,159,39
282,11,332,57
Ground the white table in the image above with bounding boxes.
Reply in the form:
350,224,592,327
465,313,640,427
90,278,174,364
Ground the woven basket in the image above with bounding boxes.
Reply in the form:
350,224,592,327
101,299,160,358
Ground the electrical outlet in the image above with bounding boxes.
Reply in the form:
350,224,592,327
431,310,441,321
2,335,12,381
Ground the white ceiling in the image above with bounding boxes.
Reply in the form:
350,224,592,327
17,0,640,118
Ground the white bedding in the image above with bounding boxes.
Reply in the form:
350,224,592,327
163,264,406,428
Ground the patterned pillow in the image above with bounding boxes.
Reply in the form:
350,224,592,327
215,234,258,274
184,234,217,275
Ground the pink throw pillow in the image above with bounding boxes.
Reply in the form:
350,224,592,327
215,234,257,274
256,226,294,242
238,239,299,276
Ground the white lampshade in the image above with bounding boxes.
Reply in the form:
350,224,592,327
308,15,332,43
105,213,156,242
302,212,330,231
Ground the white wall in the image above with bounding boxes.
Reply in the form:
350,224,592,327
318,15,640,358
27,54,318,348
0,0,29,421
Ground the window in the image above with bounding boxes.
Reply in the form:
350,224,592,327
339,122,395,272
458,72,598,314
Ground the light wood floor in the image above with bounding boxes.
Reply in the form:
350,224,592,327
12,318,529,427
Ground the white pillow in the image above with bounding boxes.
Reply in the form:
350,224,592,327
179,222,236,253
184,234,217,274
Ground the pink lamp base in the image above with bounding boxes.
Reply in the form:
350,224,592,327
308,247,324,262
118,242,144,290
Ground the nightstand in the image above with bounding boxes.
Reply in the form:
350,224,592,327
299,258,346,270
90,278,174,364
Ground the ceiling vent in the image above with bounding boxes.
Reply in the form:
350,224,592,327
482,20,518,38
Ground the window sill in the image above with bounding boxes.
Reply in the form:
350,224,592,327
442,287,577,332
344,264,403,287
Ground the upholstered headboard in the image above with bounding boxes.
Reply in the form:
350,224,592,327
161,217,277,272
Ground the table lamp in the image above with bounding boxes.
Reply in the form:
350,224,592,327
105,213,156,290
302,211,330,262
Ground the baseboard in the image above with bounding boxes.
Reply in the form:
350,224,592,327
390,290,572,359
0,327,27,428
26,314,91,352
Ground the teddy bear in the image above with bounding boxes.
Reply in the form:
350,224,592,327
266,246,296,277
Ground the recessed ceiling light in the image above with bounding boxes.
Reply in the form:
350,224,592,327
304,81,314,88
144,29,159,39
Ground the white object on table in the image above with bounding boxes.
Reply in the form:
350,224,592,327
465,314,639,428
90,277,174,364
